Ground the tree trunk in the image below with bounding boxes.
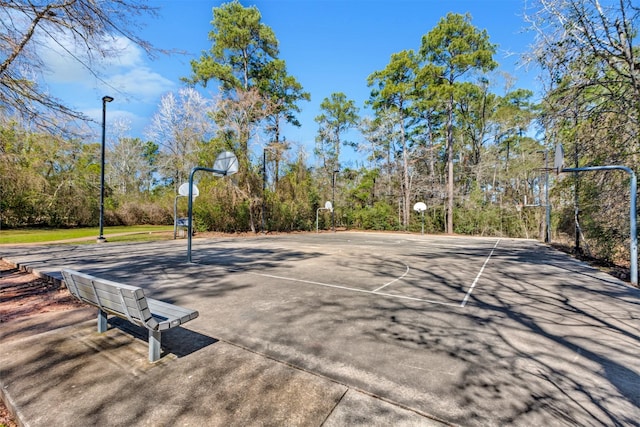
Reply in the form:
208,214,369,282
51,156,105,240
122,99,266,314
446,92,454,234
401,121,410,227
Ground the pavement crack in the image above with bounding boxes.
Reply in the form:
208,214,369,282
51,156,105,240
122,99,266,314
320,388,349,426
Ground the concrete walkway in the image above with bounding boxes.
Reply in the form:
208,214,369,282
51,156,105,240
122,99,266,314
1,232,639,426
2,309,444,426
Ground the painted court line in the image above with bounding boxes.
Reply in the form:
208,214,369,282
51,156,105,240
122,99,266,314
246,271,461,307
460,239,501,307
371,264,410,292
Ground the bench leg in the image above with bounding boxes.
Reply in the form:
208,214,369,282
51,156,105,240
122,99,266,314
149,330,161,362
97,309,108,333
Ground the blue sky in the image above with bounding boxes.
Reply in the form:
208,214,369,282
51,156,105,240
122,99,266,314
43,0,540,165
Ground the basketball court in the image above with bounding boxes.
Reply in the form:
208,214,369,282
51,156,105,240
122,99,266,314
1,231,638,425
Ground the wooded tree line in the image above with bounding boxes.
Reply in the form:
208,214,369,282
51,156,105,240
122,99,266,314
0,0,638,269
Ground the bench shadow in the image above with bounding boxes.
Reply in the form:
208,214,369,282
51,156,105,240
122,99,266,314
109,317,218,358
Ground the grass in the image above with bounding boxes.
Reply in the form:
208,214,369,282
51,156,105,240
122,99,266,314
0,225,174,244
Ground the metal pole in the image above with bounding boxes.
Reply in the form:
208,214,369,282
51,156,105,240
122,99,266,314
562,165,637,286
574,145,581,254
187,166,229,263
631,174,637,286
98,96,113,243
631,172,637,286
262,149,266,234
187,170,197,263
544,150,551,243
173,195,179,240
332,169,338,232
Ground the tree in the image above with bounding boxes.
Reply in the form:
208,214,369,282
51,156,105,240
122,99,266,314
420,13,497,234
185,0,278,91
258,59,310,186
0,122,99,227
492,88,536,168
186,1,310,233
0,0,158,132
412,82,446,205
185,1,293,163
526,0,640,261
359,110,401,172
108,137,158,196
186,1,309,163
314,92,359,231
314,92,360,171
145,88,213,190
367,50,421,227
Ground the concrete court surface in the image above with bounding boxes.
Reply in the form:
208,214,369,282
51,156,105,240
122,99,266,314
1,231,639,426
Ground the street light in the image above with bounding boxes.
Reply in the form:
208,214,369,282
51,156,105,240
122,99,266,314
97,95,113,243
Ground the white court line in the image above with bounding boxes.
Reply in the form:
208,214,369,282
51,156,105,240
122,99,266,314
460,239,501,307
246,271,461,307
372,264,410,292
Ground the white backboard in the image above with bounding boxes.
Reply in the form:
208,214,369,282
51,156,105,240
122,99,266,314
413,202,427,212
212,151,239,177
178,182,199,198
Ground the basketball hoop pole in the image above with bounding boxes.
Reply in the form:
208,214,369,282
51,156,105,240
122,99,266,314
554,143,637,285
543,150,551,243
561,165,637,286
413,202,427,235
187,166,229,263
186,151,238,263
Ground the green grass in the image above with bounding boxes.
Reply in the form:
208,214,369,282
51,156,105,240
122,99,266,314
0,225,174,244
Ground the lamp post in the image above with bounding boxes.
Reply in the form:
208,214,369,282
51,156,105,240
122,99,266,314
97,95,113,243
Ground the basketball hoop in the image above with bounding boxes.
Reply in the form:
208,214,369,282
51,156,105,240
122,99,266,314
553,143,564,175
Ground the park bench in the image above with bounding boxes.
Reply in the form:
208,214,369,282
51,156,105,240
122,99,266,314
61,269,199,362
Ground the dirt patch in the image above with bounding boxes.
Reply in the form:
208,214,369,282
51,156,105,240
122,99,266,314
0,404,17,427
0,259,84,426
550,242,634,284
0,260,82,323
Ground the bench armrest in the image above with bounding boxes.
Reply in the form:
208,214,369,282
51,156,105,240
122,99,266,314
146,298,199,331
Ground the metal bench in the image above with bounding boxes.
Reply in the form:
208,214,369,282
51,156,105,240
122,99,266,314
61,269,199,362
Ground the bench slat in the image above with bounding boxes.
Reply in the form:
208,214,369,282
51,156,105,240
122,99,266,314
66,274,151,327
81,283,145,311
61,269,199,362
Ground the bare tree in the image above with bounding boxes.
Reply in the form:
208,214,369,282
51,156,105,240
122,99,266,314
108,135,157,195
0,0,158,131
526,0,640,260
359,110,402,207
525,0,640,160
213,87,275,233
146,88,214,189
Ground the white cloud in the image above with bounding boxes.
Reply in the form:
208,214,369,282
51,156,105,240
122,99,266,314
85,106,138,124
84,106,147,142
102,36,145,69
39,38,93,84
105,67,175,103
38,32,174,103
33,30,178,139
